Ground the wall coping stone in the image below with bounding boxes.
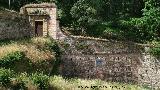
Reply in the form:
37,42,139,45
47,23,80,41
67,35,159,48
22,3,56,8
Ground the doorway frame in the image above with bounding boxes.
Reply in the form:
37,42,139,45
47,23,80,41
35,20,44,37
28,15,49,37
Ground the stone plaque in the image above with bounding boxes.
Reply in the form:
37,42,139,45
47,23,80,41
95,57,103,67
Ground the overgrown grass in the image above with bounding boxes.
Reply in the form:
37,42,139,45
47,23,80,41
0,37,57,74
0,37,55,62
49,76,151,90
0,37,153,90
0,69,151,90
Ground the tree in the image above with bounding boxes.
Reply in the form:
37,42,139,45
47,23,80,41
55,0,78,26
70,0,97,35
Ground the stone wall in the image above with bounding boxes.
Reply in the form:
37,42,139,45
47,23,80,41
59,36,160,88
61,54,141,83
138,52,160,89
0,8,32,40
20,3,58,39
48,7,57,39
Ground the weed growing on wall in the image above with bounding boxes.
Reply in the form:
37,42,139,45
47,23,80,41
149,47,160,58
149,42,160,58
75,42,89,50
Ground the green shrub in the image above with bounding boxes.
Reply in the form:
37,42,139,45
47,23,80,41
12,79,26,90
46,41,62,57
0,51,25,67
45,40,62,75
30,73,50,90
0,68,13,87
59,41,70,50
149,47,160,58
12,73,28,90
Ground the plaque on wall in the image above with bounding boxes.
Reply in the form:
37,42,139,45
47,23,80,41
95,57,103,67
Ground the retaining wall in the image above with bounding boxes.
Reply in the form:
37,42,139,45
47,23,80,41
59,36,160,88
0,8,32,40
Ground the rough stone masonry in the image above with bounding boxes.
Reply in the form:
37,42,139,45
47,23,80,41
0,8,31,40
0,3,65,40
59,36,160,88
20,3,65,40
0,3,160,89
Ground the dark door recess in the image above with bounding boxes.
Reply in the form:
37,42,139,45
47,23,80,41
35,21,43,36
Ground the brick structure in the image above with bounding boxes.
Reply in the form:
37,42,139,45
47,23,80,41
20,3,62,39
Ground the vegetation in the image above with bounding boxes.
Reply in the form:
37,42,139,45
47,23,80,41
149,47,160,58
0,0,160,43
0,37,151,90
148,41,160,58
1,0,160,90
0,68,150,90
0,51,25,67
0,37,62,89
56,0,160,43
0,37,59,74
0,68,13,87
30,73,50,90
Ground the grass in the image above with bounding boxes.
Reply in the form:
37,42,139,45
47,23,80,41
0,37,152,90
0,37,56,74
49,76,150,90
0,74,151,90
0,37,55,62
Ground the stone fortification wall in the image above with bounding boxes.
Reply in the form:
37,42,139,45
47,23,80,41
0,8,32,40
59,36,160,88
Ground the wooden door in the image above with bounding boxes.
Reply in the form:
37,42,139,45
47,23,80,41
35,21,43,36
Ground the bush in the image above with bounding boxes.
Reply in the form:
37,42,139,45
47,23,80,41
12,73,28,90
118,7,160,43
30,73,50,90
45,40,61,57
45,40,62,75
149,47,160,58
0,68,13,87
0,51,25,67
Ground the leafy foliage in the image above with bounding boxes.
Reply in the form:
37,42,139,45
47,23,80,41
0,68,13,87
0,0,160,42
46,41,62,75
57,0,146,40
149,47,160,58
121,0,160,42
0,51,25,67
149,41,160,58
12,73,28,90
70,0,98,34
30,73,50,90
